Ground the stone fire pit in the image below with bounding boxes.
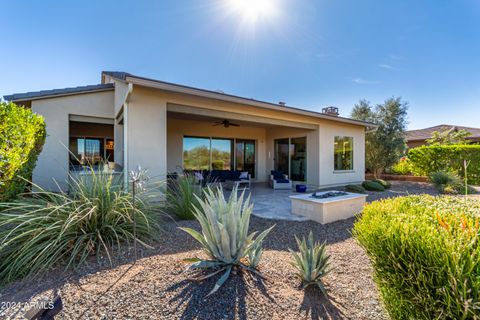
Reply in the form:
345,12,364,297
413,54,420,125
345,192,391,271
290,191,367,224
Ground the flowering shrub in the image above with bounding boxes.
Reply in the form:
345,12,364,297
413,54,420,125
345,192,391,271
354,195,480,319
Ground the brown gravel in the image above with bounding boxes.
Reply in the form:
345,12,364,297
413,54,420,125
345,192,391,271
0,181,442,320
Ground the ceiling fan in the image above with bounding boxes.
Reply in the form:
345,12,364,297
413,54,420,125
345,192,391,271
213,119,240,128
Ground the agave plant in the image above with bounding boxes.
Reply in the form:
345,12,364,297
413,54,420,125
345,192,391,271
290,231,331,295
180,187,274,295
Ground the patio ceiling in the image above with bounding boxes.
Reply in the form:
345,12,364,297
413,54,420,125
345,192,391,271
167,103,318,130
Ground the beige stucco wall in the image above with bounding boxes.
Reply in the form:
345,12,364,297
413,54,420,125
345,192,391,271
318,121,365,187
167,117,268,181
31,91,114,191
126,88,167,180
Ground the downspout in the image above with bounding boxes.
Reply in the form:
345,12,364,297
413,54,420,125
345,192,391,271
123,83,134,188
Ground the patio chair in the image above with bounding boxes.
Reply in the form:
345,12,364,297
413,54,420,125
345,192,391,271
269,170,292,190
224,171,251,190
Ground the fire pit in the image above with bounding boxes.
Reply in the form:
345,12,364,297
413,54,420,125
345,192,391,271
290,191,367,224
311,191,348,199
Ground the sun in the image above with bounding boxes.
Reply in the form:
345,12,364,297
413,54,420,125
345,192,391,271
228,0,276,21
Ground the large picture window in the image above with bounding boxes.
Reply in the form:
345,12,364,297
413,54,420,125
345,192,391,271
183,136,255,177
334,136,354,171
183,137,211,170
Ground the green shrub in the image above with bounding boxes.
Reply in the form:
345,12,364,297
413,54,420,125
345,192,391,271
391,157,412,175
0,167,161,284
290,231,331,295
362,180,385,192
166,173,204,220
0,102,46,201
180,187,274,296
408,144,480,184
373,179,391,189
354,195,480,319
429,171,459,191
345,184,366,193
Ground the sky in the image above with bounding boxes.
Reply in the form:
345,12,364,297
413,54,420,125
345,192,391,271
1,0,479,130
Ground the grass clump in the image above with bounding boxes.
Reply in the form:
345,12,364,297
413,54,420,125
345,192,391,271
181,187,274,296
362,180,385,192
0,168,161,284
290,231,331,295
166,173,204,220
354,195,480,319
345,184,366,193
429,171,475,194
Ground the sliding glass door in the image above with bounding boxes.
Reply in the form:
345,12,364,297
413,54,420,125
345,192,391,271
274,137,307,181
274,138,289,175
236,139,256,178
290,137,306,181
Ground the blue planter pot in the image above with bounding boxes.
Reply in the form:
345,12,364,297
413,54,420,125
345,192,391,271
296,184,307,193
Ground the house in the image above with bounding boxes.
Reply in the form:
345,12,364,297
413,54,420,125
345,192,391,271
405,124,480,149
4,71,373,191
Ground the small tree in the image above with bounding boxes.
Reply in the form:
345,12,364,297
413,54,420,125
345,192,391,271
351,98,408,177
426,128,471,145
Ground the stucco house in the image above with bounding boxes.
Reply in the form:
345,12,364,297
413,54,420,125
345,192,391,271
4,71,373,191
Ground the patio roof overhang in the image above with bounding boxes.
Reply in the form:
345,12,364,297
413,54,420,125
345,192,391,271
167,103,318,130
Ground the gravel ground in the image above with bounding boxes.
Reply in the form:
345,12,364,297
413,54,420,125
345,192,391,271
0,181,442,320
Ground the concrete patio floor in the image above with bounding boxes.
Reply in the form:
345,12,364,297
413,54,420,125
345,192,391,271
235,180,447,221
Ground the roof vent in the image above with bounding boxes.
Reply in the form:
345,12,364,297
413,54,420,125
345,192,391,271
278,101,286,106
322,106,339,116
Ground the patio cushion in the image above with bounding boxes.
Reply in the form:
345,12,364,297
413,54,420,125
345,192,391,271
239,171,249,179
230,170,241,180
219,170,231,181
275,178,290,184
271,170,285,180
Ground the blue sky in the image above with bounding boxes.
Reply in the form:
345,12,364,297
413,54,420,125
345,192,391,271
1,0,479,129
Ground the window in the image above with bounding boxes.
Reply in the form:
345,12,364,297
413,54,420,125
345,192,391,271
334,136,353,171
182,136,255,176
69,121,114,170
183,137,211,170
211,138,234,170
69,138,108,167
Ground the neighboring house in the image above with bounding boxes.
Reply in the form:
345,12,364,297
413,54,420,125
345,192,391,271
405,124,480,149
4,71,373,191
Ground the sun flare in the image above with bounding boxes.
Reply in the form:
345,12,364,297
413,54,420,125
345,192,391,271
228,0,276,21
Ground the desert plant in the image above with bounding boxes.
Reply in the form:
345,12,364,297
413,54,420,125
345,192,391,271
166,172,204,220
372,179,391,189
290,231,331,295
345,184,366,193
354,195,480,319
0,101,46,201
180,187,274,296
429,171,460,191
362,180,385,192
0,166,161,284
391,157,412,175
